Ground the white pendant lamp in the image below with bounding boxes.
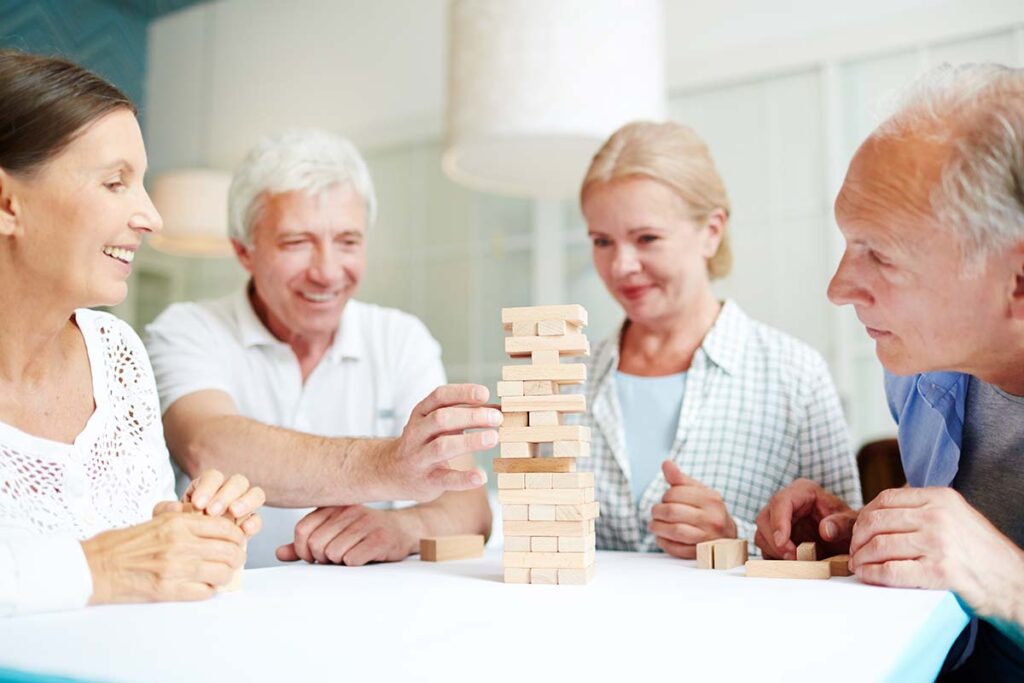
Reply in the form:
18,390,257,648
443,0,666,199
149,169,234,257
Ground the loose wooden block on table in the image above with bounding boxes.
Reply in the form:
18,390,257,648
499,425,591,444
525,473,553,489
523,380,555,396
530,536,558,552
824,554,852,577
504,536,531,551
696,541,714,569
502,504,528,521
506,334,590,358
502,363,586,383
504,519,590,537
555,501,600,521
530,568,559,585
497,473,525,489
557,564,595,585
499,443,538,458
502,304,588,329
496,380,524,397
501,394,586,413
745,559,830,580
531,349,561,365
492,457,576,473
504,550,595,569
552,441,590,458
528,410,559,426
504,567,530,584
528,504,556,521
499,487,592,505
796,542,818,561
420,535,485,562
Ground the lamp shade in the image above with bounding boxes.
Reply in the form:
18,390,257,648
444,0,665,199
148,169,234,257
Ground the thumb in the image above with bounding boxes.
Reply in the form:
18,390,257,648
276,543,300,562
662,460,695,487
819,512,856,544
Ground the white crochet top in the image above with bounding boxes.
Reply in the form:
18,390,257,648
0,309,175,616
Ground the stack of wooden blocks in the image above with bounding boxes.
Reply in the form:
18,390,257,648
495,305,598,585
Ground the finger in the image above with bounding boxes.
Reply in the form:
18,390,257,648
185,513,246,546
410,431,499,473
856,559,931,589
426,465,487,498
649,520,706,545
339,533,389,567
849,508,919,556
163,582,216,603
868,487,938,511
324,519,374,564
754,527,780,559
655,535,696,559
188,470,225,510
661,486,716,508
661,460,702,488
194,559,237,588
227,486,266,520
415,406,504,445
293,507,347,563
276,543,300,562
851,531,925,569
414,384,490,417
240,513,263,538
651,502,703,525
206,473,250,517
819,511,858,545
153,500,186,516
307,508,367,563
193,537,247,569
767,485,820,556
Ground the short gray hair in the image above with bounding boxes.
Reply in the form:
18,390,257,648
228,128,377,245
875,63,1024,273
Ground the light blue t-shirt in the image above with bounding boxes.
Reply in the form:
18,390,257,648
615,370,687,504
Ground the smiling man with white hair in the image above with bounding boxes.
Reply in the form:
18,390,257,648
146,129,494,569
754,64,1024,679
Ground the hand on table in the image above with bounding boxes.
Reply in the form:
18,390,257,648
754,478,857,560
276,505,418,566
649,461,737,559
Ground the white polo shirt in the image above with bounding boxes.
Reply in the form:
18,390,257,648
145,287,446,567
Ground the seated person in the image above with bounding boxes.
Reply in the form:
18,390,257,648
146,129,496,568
578,121,861,557
0,50,264,615
756,64,1024,679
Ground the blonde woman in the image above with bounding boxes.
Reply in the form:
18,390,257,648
579,121,861,558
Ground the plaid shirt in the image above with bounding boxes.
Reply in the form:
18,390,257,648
577,300,861,553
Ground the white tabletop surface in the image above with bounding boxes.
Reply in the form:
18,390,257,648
0,549,968,683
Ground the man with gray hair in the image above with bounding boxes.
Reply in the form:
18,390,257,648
146,129,495,569
754,64,1024,679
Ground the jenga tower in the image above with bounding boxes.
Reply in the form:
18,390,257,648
496,305,597,585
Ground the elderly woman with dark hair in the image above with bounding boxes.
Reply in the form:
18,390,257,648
0,50,265,615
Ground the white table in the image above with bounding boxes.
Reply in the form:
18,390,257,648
0,549,968,682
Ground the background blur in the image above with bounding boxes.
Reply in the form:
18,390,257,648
3,0,1023,458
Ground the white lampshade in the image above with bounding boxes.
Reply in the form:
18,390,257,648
149,169,234,257
444,0,666,199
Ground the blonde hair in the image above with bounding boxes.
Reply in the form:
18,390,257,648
581,121,733,279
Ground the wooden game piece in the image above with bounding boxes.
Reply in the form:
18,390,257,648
532,349,561,365
503,551,595,569
503,520,590,537
503,364,587,384
711,539,748,569
499,443,537,458
420,535,485,562
496,380,524,397
511,321,537,337
497,473,525,489
528,504,556,521
557,564,595,585
554,501,600,521
499,425,591,444
499,488,590,505
552,441,590,457
502,305,588,329
537,319,567,336
505,536,531,551
525,473,553,488
523,380,556,396
493,457,576,473
557,533,597,552
696,541,714,569
823,554,852,577
530,568,559,584
502,504,528,521
745,560,830,580
501,394,586,413
502,412,528,428
504,567,530,584
550,472,595,488
531,537,558,552
528,410,559,426
796,542,818,561
505,333,589,358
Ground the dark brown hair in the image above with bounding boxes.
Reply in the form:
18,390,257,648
0,50,136,176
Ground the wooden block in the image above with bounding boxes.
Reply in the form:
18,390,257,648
528,504,556,521
504,567,530,584
531,349,561,365
555,501,600,521
796,542,818,561
525,473,553,488
745,560,831,580
502,412,528,428
589,518,596,533
493,457,576,473
504,520,589,537
531,536,558,552
506,334,589,358
504,536,531,551
553,441,591,458
496,380,524,397
504,550,595,569
558,564,595,585
696,541,714,569
502,504,528,521
502,364,586,384
219,568,244,593
530,568,559,585
499,425,590,444
497,473,525,489
499,488,588,505
711,539,748,570
523,380,555,396
551,472,595,488
502,394,586,413
420,535,485,562
824,554,852,577
557,533,596,552
502,304,588,329
537,319,567,336
511,320,537,337
499,442,537,458
584,487,595,503
528,410,559,426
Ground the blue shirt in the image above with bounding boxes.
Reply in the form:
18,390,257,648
615,371,687,505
